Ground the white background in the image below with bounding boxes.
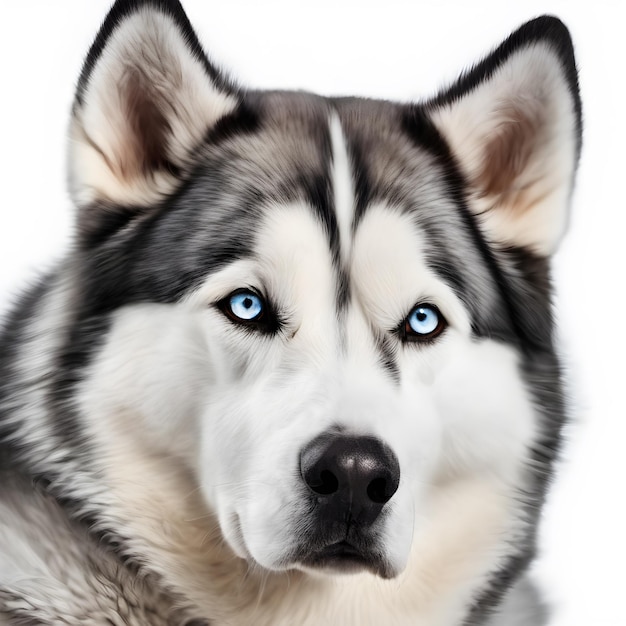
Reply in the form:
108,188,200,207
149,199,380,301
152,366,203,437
0,2,624,624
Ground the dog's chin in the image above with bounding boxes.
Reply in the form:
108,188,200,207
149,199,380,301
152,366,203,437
295,541,397,580
221,511,398,579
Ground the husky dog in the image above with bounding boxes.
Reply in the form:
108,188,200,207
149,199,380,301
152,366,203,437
0,1,581,624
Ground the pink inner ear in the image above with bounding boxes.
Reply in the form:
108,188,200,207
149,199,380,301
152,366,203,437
120,67,173,181
476,102,545,212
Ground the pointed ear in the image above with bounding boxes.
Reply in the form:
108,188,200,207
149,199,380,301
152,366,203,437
427,16,582,256
69,0,237,212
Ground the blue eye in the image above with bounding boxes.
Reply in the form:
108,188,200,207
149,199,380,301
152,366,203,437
404,304,445,341
218,289,281,334
228,290,264,321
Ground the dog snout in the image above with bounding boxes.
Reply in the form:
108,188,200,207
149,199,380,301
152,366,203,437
300,433,400,527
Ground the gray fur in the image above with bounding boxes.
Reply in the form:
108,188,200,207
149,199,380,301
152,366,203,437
0,474,201,626
485,577,549,626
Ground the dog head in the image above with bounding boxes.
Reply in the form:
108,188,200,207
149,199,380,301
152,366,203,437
70,0,581,582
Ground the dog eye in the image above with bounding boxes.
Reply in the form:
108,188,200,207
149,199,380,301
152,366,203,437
217,289,282,335
225,290,264,322
402,304,446,342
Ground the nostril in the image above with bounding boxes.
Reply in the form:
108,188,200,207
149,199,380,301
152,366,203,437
307,469,339,495
367,476,392,504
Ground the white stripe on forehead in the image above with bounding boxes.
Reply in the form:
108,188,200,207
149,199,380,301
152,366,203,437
329,114,356,264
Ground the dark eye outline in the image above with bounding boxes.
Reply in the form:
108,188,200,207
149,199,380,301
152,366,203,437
398,303,447,343
216,288,281,334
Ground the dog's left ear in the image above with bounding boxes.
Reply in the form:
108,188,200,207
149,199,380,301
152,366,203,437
427,16,582,256
69,0,238,213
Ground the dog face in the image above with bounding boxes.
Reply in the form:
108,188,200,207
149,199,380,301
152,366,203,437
190,203,536,579
70,1,580,583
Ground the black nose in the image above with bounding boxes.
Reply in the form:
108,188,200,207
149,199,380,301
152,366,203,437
300,434,400,528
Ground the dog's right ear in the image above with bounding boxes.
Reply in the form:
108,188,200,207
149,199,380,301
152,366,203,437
69,0,238,222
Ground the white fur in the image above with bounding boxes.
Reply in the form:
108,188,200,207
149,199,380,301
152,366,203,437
329,113,356,262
